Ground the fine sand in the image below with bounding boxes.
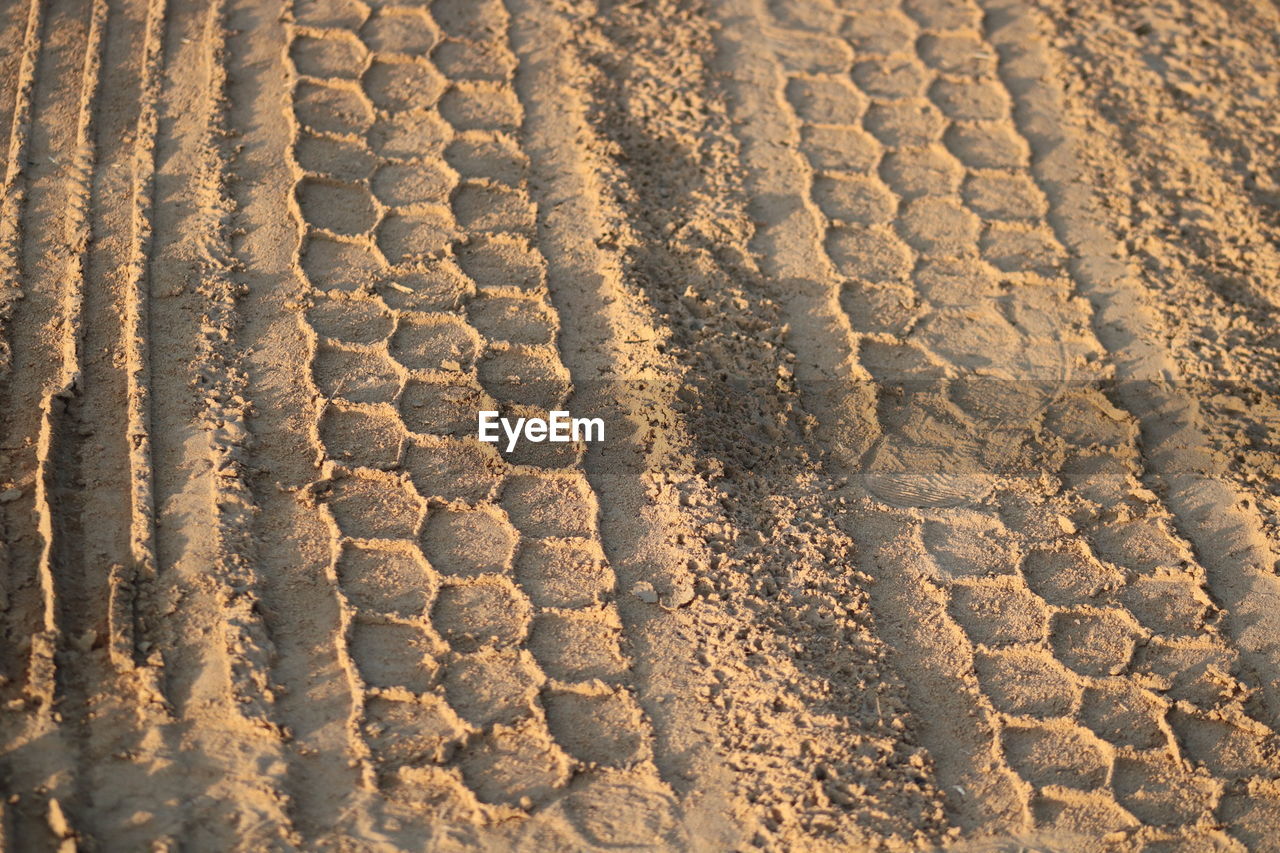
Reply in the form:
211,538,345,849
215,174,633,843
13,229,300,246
1,0,1278,848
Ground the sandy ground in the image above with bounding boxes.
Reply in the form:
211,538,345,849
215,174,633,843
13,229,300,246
1,0,1279,848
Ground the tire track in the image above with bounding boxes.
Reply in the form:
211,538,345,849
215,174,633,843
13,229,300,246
269,0,677,843
711,0,1026,838
981,0,1280,728
224,0,370,840
978,0,1280,845
565,1,964,847
0,0,77,842
3,0,298,843
0,0,294,844
0,0,42,704
145,0,294,844
114,0,167,674
36,0,186,844
0,0,42,304
30,0,107,716
728,0,1280,847
0,0,108,844
1037,0,1280,550
0,0,35,213
504,0,742,845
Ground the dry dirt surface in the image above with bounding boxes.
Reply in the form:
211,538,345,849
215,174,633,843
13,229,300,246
1,0,1279,848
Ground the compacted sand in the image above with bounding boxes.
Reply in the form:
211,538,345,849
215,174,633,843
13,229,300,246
1,0,1279,848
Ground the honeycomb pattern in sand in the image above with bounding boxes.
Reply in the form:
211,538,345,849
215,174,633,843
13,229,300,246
765,0,1280,846
286,0,667,825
